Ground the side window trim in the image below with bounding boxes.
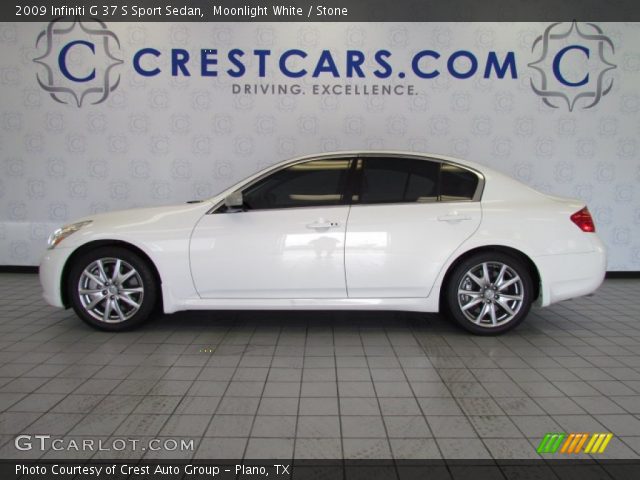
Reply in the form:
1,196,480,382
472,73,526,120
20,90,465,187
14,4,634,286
208,153,485,213
350,154,484,206
210,155,358,214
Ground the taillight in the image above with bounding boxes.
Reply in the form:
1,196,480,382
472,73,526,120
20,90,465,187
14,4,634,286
570,207,595,233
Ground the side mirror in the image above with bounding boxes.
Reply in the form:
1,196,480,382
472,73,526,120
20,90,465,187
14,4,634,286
224,191,244,210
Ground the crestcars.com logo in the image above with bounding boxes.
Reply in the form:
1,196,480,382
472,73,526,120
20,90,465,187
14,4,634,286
33,16,123,107
528,21,616,111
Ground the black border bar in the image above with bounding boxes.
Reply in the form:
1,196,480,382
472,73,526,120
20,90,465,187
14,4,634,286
4,0,640,22
4,459,640,480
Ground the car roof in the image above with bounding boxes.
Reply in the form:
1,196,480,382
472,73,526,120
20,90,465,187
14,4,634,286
281,150,489,173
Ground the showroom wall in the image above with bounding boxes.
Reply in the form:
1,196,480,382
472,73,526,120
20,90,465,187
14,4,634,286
0,21,639,269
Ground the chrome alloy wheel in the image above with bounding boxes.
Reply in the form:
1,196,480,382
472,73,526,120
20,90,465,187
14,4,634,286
77,257,144,323
457,261,524,328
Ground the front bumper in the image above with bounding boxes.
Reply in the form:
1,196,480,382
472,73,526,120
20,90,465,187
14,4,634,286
39,246,74,308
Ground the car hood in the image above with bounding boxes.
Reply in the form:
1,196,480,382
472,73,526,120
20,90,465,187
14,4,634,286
76,202,210,226
59,202,213,248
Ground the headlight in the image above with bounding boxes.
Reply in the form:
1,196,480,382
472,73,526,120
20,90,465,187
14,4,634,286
47,221,92,249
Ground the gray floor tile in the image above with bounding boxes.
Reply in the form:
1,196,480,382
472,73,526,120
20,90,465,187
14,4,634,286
187,381,229,397
262,382,300,397
417,397,463,415
509,415,562,437
552,381,602,396
337,368,371,382
517,382,566,397
194,437,248,459
296,415,341,438
589,381,637,396
534,396,587,415
23,413,84,435
338,382,376,397
551,414,607,433
133,396,181,414
437,438,491,459
493,397,545,415
68,413,127,435
175,396,220,415
205,415,254,437
73,379,121,395
51,395,104,414
342,416,387,438
572,396,627,414
343,438,391,459
457,397,505,416
300,382,337,397
410,382,452,397
589,414,640,436
114,414,169,436
390,438,441,459
299,397,338,415
481,382,527,397
375,382,414,397
148,380,192,396
340,397,380,416
0,412,42,434
610,395,640,414
245,437,293,459
257,397,299,416
483,438,540,459
217,397,260,415
448,382,490,398
294,438,342,459
36,378,85,394
1,378,54,393
112,379,156,396
468,415,523,438
251,415,296,437
379,397,421,416
426,416,477,438
160,414,211,436
384,416,432,438
225,381,265,397
7,393,65,412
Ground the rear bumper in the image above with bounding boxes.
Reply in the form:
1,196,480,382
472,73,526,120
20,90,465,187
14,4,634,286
536,236,607,307
39,247,73,308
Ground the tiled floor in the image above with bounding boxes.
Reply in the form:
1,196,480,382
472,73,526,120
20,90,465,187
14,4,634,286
0,273,639,460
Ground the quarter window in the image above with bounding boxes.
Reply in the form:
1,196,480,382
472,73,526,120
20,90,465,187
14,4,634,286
241,158,352,210
439,163,479,201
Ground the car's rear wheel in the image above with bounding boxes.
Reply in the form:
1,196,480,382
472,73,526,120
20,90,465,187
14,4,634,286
67,247,157,331
445,252,533,335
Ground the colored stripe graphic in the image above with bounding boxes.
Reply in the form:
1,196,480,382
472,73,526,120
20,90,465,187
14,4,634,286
584,433,613,454
537,433,566,453
538,432,613,454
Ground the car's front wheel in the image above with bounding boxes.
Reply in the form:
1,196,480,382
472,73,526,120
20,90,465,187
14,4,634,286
67,246,157,331
445,252,533,335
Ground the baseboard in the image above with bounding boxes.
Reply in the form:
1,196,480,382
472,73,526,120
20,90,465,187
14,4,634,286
605,271,640,279
0,266,39,274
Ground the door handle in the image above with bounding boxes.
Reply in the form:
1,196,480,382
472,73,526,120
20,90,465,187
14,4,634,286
437,214,471,223
306,220,339,230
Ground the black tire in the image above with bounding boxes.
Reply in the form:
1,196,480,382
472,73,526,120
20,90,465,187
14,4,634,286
444,252,533,335
67,246,157,331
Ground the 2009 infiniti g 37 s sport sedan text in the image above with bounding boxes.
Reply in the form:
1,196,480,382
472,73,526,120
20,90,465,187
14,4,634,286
40,152,606,334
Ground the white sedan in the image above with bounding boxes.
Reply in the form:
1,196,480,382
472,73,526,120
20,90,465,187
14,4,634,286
40,152,606,334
